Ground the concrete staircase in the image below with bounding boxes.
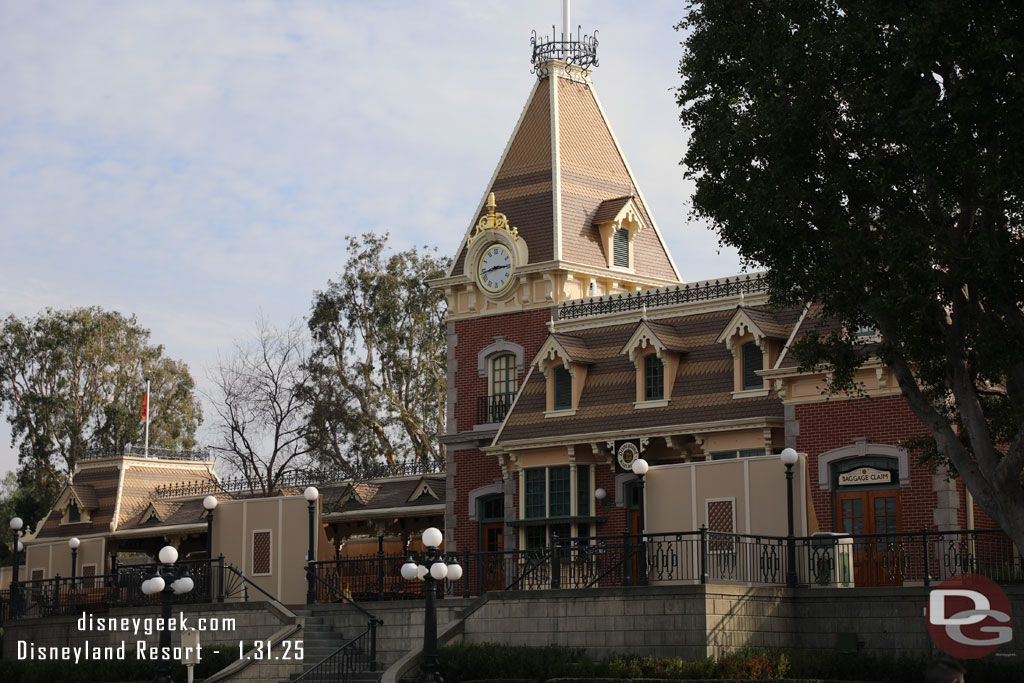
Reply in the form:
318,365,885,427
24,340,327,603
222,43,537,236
281,610,382,682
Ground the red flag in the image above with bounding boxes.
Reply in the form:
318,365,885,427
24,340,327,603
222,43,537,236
141,389,148,421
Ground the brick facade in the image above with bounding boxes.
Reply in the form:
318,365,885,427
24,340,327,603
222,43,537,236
794,394,996,534
450,307,553,555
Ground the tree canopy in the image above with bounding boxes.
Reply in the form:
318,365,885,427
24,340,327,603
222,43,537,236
0,307,201,528
305,233,449,470
678,1,1024,549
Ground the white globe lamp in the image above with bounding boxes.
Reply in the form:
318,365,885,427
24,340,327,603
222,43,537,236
422,527,443,549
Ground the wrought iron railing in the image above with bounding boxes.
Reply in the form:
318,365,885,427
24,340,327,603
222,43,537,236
80,444,212,462
477,393,514,425
530,26,599,74
2,557,227,624
154,459,445,499
293,626,377,683
306,527,1020,602
556,273,769,321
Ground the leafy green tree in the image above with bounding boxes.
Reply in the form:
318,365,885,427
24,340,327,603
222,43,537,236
677,2,1024,547
0,307,202,521
305,233,449,470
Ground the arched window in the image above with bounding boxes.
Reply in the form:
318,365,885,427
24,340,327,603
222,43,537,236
644,354,664,401
486,353,518,422
741,342,763,390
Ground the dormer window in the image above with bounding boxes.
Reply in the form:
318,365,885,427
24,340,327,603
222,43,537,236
613,228,629,268
717,307,791,399
644,354,664,401
594,196,645,271
741,342,763,391
620,319,684,409
67,501,80,524
554,366,573,410
535,333,595,417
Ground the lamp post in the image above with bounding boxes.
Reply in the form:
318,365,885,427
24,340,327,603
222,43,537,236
400,527,463,682
304,486,319,606
780,447,799,588
9,517,24,617
69,537,80,588
203,496,218,601
141,545,194,683
631,458,649,586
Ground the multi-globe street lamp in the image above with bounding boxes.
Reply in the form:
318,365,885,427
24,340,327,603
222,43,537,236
400,527,463,682
140,545,194,683
780,447,800,588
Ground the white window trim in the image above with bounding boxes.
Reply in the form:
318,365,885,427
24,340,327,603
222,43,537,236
251,529,273,577
634,399,670,409
731,388,770,399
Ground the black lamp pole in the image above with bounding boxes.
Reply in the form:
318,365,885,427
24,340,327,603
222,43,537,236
781,448,799,588
145,548,193,683
631,459,649,586
304,487,319,606
70,539,79,588
9,517,23,618
419,545,442,683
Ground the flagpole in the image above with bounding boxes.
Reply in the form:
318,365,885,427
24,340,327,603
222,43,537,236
144,379,150,458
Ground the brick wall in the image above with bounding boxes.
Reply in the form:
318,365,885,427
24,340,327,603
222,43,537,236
451,307,552,556
794,394,999,533
452,308,552,434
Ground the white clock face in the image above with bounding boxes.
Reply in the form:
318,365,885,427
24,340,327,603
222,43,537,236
478,243,514,294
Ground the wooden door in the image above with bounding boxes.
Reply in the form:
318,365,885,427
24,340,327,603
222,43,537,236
482,522,504,591
836,490,902,586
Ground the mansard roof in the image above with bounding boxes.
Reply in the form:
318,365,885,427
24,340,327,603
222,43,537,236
447,68,679,282
495,303,804,445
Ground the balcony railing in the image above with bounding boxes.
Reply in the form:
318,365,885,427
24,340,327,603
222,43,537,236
478,393,514,425
154,459,445,499
557,273,768,321
305,527,1021,603
80,444,212,462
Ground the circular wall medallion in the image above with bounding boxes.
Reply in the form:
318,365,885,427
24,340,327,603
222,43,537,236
617,442,640,470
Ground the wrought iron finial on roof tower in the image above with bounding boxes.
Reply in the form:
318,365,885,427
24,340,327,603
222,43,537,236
530,0,598,80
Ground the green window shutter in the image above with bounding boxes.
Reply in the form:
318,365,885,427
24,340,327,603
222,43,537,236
549,466,570,517
742,342,763,390
576,465,591,516
644,354,664,400
554,365,572,410
613,228,629,268
525,469,546,518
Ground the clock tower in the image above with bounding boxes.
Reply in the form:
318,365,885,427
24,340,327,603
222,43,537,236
429,14,681,556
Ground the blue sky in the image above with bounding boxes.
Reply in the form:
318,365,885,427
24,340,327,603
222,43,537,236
0,0,744,476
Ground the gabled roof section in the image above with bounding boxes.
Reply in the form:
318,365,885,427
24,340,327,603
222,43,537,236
448,69,680,283
535,332,599,373
716,306,802,352
775,304,843,369
407,478,439,503
53,483,100,513
620,320,689,363
592,196,636,225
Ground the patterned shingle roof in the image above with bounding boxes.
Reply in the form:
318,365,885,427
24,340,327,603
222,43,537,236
498,305,804,444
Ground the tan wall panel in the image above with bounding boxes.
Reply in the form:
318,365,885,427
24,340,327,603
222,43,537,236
645,465,693,532
701,429,763,453
516,447,572,468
